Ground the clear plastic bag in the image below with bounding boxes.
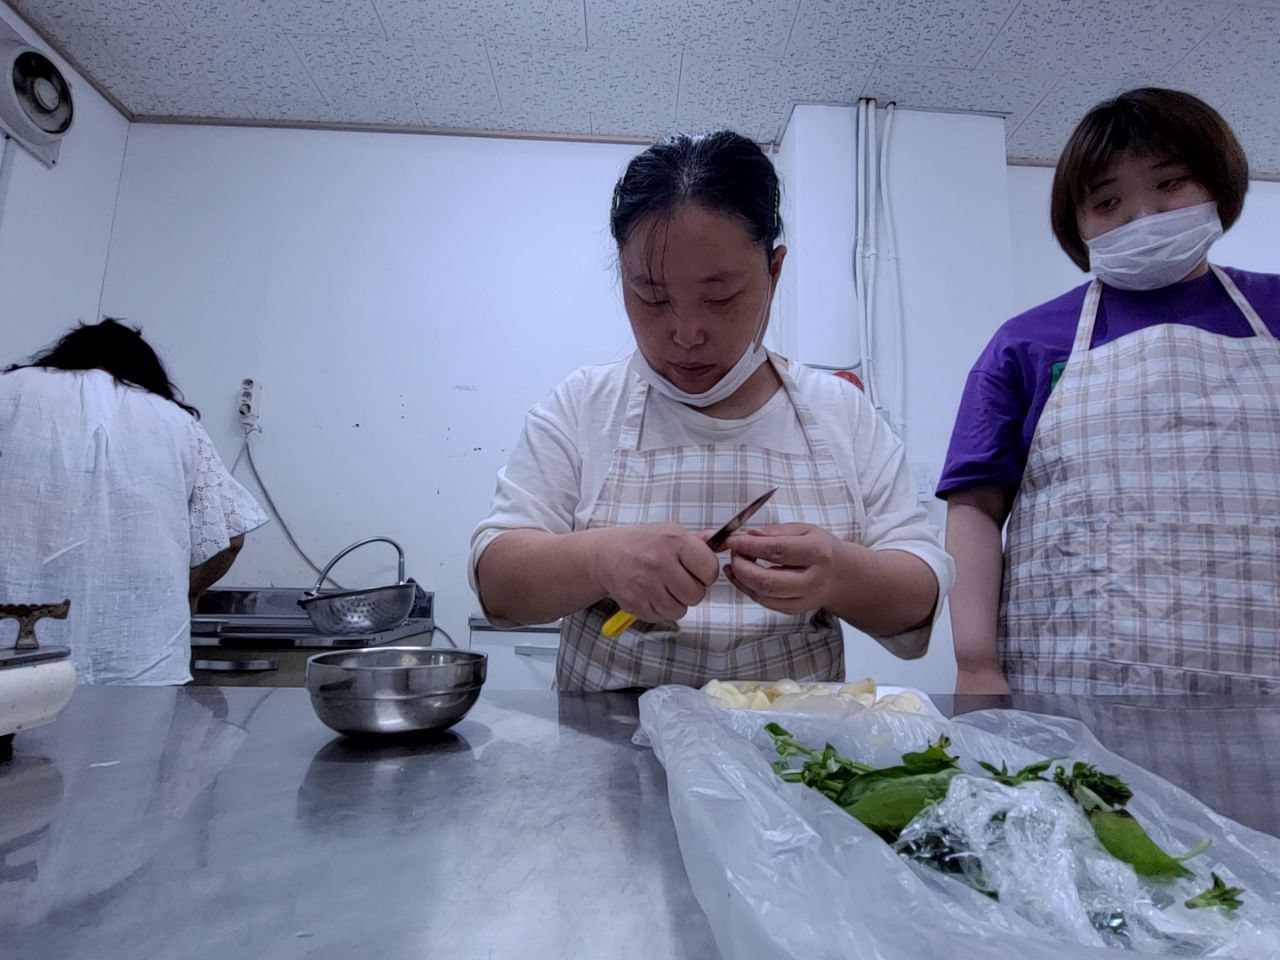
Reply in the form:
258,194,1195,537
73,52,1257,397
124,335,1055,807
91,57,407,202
637,685,1280,960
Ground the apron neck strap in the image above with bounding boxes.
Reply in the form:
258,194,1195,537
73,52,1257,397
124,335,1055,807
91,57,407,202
1070,265,1275,368
619,364,649,452
1068,280,1104,369
1210,265,1274,340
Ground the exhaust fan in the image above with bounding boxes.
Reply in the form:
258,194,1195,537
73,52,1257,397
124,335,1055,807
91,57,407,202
0,20,74,168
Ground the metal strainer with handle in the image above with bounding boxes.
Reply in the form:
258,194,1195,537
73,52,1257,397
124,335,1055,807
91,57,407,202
298,537,417,635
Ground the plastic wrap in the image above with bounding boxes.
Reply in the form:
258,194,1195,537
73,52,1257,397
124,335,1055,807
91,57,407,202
637,685,1280,960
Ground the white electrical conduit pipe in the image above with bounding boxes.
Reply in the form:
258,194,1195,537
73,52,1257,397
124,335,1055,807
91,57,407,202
853,100,867,380
878,102,907,442
864,98,880,407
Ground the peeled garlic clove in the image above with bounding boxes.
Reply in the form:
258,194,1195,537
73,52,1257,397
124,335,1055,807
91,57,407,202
767,678,802,698
875,692,926,714
851,693,876,708
705,681,739,706
890,691,926,714
736,680,763,694
838,678,876,700
747,689,772,710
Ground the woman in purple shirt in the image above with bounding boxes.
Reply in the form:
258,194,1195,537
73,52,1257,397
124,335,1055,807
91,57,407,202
940,88,1280,696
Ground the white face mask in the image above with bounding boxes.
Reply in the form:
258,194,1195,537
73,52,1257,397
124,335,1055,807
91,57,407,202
1086,201,1223,292
633,295,772,409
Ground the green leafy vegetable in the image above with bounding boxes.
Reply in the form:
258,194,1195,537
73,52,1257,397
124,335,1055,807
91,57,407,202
766,725,957,839
977,758,1053,786
766,726,1242,908
1054,762,1134,809
1186,873,1245,912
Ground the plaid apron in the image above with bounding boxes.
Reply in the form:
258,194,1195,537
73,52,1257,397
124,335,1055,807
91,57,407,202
1000,266,1280,694
555,355,859,692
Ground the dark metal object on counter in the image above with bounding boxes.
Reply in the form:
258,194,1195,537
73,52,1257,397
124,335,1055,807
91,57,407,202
0,600,70,654
190,586,434,687
298,536,417,634
305,647,487,737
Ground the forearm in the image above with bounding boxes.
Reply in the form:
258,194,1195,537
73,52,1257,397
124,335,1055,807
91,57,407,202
946,503,1006,674
475,528,609,626
189,535,244,605
825,543,939,657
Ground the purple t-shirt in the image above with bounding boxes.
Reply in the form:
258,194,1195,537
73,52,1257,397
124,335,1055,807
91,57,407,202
937,267,1280,497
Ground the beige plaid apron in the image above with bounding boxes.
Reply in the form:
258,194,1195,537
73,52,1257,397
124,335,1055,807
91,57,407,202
1000,266,1280,694
556,354,860,692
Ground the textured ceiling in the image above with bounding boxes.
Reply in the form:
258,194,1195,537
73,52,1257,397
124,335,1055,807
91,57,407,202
8,0,1280,176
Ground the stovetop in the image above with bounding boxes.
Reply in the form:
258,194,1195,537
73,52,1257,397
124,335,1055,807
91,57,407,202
191,586,435,649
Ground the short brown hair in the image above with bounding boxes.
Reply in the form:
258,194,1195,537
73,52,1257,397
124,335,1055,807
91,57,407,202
1050,88,1249,271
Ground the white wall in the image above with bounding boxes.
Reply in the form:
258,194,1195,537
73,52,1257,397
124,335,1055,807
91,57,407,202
1007,165,1280,314
1005,166,1088,313
778,106,1017,694
778,105,859,369
95,123,641,646
0,3,128,358
770,123,799,360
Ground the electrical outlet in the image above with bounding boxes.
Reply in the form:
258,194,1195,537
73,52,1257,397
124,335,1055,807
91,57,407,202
910,462,934,502
237,378,262,430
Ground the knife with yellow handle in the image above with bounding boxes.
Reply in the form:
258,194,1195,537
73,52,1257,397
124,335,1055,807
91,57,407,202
600,487,778,639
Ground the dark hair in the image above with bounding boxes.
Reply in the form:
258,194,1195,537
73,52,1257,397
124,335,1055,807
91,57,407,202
5,318,200,418
1051,88,1249,271
610,130,782,256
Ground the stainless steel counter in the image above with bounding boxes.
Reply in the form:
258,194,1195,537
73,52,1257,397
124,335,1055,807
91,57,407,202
0,688,1277,960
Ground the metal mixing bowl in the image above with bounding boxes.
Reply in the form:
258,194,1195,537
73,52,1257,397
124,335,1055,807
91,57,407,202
306,647,487,738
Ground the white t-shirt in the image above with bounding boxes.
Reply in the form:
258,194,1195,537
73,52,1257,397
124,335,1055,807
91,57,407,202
0,368,268,684
470,355,954,649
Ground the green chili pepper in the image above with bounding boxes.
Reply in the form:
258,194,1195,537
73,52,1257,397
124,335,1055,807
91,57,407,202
1088,808,1204,879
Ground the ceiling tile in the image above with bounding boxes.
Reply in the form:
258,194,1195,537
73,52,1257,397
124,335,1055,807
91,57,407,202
417,103,593,137
125,87,253,119
863,63,1051,130
291,35,498,115
11,0,182,31
590,106,676,140
165,0,385,37
374,0,586,46
1005,75,1171,162
678,53,870,143
586,0,798,57
1169,5,1280,97
238,94,423,126
12,0,1280,176
489,45,680,117
672,111,777,143
25,19,138,98
1162,7,1280,177
85,29,321,103
787,0,1020,68
981,0,1230,80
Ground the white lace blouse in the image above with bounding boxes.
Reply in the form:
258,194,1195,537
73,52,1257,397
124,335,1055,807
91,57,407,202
0,367,267,684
